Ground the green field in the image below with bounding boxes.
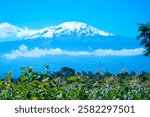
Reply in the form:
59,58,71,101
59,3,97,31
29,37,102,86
0,66,150,100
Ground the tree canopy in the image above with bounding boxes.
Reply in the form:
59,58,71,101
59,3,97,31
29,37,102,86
137,22,150,56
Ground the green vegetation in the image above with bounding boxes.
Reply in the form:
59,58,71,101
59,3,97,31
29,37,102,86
0,66,149,100
137,22,150,56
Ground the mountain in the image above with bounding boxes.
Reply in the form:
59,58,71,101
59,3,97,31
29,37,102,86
0,22,149,76
0,22,141,51
26,22,114,39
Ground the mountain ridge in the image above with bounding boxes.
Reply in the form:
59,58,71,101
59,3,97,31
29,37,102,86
0,22,114,42
28,22,114,39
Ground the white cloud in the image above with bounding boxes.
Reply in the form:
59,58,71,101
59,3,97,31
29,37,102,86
4,45,62,59
0,22,38,40
0,22,20,39
16,27,38,38
19,45,28,51
4,45,144,59
93,48,144,56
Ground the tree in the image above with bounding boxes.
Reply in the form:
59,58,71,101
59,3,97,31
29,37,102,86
137,22,150,56
60,67,75,77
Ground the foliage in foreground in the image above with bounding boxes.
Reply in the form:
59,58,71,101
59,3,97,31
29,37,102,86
0,67,150,100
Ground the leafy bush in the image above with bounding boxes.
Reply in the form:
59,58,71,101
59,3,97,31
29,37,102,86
0,67,149,100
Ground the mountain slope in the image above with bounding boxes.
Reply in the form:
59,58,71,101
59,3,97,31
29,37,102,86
27,22,114,39
0,21,140,52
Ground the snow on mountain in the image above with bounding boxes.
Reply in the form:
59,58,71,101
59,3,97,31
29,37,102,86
54,22,114,37
0,21,115,41
29,22,114,39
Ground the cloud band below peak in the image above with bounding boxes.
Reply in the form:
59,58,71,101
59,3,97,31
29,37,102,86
4,45,144,59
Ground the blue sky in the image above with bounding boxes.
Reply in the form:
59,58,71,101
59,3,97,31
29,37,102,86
0,0,150,37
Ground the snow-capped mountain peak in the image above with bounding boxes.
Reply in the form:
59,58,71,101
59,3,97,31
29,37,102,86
57,22,88,30
0,22,114,41
28,22,114,39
